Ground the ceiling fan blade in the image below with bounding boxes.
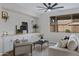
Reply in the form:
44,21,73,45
48,3,51,5
48,3,51,7
38,8,46,10
37,6,46,9
51,3,58,8
52,6,64,9
43,3,48,8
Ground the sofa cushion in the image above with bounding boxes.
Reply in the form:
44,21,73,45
48,46,79,56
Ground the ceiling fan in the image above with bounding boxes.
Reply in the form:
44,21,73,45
37,3,64,12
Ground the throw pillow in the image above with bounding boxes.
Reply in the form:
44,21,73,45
59,39,68,48
67,39,78,51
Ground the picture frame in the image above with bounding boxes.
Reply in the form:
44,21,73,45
2,11,8,21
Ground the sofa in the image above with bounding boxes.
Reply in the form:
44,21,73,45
48,46,79,56
48,34,79,56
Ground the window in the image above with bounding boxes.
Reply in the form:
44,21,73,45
57,20,72,32
50,13,79,33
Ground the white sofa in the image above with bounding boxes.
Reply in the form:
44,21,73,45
48,46,79,56
48,34,79,56
0,33,40,54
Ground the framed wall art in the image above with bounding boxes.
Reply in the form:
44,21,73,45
2,11,9,22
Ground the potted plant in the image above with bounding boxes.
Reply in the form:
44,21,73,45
65,29,71,33
33,24,38,32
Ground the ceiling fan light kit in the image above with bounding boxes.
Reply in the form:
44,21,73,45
48,9,51,12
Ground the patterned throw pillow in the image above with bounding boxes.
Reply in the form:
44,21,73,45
59,39,68,48
67,39,78,51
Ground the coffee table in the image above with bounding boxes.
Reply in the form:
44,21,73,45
33,40,49,50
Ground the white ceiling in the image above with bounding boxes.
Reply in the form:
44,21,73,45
17,3,79,14
0,3,79,17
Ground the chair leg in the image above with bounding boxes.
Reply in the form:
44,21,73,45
30,44,32,56
33,43,35,49
47,42,49,46
41,44,42,51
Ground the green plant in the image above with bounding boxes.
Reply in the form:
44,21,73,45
33,24,38,28
65,29,70,33
33,24,38,32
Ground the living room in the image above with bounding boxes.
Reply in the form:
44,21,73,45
0,0,79,57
